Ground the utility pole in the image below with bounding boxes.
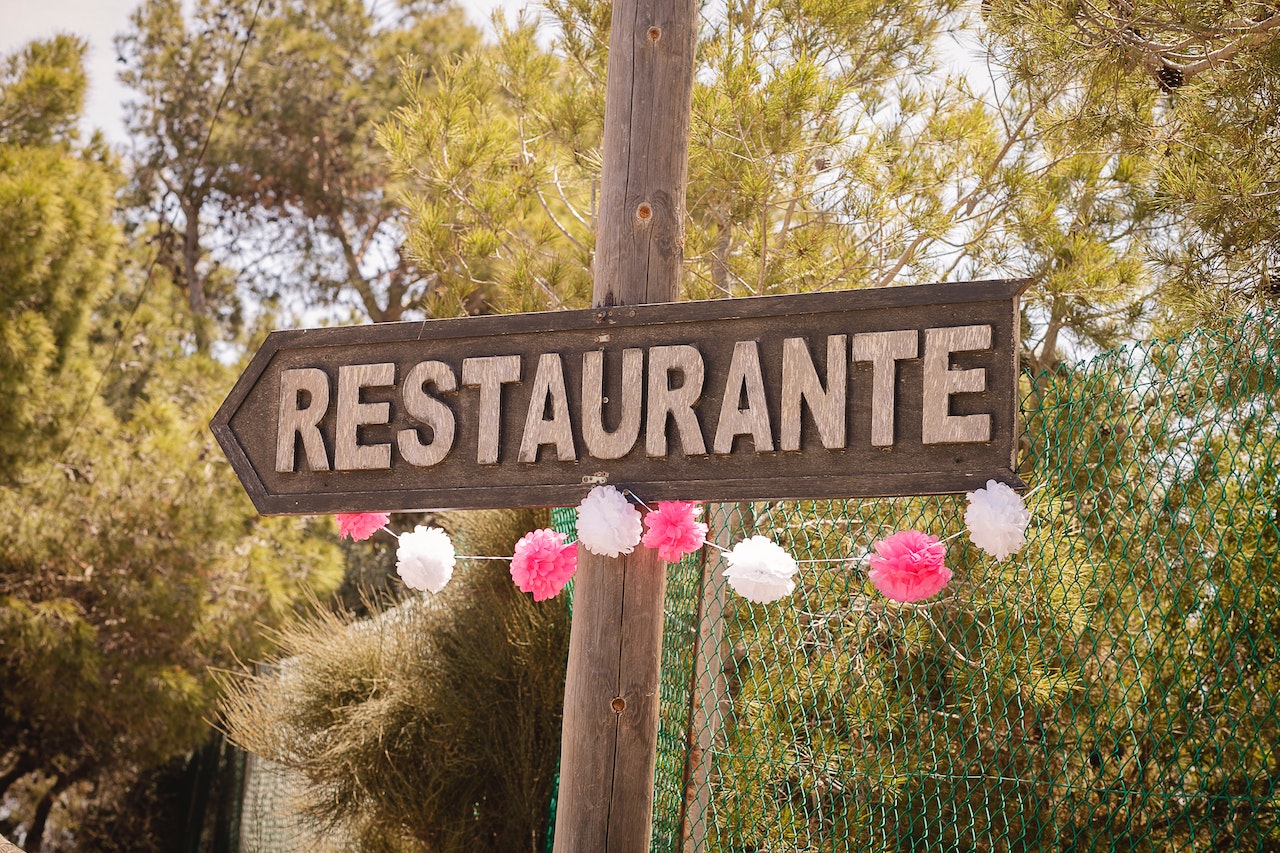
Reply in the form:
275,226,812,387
552,0,699,850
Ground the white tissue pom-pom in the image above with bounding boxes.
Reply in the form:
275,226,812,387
723,536,798,603
575,485,643,557
964,479,1031,561
396,526,456,593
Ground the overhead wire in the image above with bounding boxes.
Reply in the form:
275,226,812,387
40,0,267,492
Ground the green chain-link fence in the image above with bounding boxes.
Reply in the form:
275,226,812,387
231,311,1276,850
551,309,1279,852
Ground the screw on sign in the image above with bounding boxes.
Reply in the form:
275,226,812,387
213,282,1027,516
209,0,1028,848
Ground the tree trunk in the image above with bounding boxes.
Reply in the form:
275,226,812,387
553,1,698,851
182,197,211,353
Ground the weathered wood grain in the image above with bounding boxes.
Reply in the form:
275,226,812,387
334,362,394,471
582,348,645,459
461,354,520,465
780,335,846,452
852,329,918,447
922,324,993,444
397,360,456,468
678,502,742,852
553,0,698,850
212,280,1028,515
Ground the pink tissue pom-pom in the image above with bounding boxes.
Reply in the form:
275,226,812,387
336,512,390,541
867,530,952,603
642,501,708,563
510,528,578,601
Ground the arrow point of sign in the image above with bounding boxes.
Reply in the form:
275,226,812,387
211,333,289,515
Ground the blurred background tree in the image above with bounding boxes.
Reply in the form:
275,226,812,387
3,0,1279,849
982,0,1280,325
0,34,343,852
117,0,481,349
0,36,120,482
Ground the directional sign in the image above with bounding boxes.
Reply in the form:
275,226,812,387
211,279,1028,515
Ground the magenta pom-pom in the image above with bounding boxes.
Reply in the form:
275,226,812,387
641,501,708,563
867,530,951,602
336,512,390,541
510,528,578,601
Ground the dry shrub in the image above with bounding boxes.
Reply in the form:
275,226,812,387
220,509,568,852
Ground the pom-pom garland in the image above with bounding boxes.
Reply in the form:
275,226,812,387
964,479,1030,561
642,501,708,563
576,485,643,558
867,529,951,602
333,484,1035,606
395,525,456,593
336,512,389,541
723,535,799,604
511,528,579,601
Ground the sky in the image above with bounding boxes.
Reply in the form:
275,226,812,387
0,0,528,143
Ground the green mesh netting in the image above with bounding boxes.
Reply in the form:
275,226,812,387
556,309,1280,852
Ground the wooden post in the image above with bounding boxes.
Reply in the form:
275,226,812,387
553,0,698,851
677,502,744,851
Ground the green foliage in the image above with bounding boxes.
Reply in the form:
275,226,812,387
0,33,344,849
0,345,343,841
221,509,568,853
0,36,120,482
0,36,89,147
1023,315,1280,850
381,0,1157,370
117,0,481,338
379,12,598,318
5,1,1275,850
701,491,1087,852
671,314,1279,852
684,0,966,298
983,0,1280,324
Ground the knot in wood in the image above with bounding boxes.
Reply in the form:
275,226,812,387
636,202,653,222
611,696,627,713
647,26,662,42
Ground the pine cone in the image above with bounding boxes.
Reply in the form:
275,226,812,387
1156,63,1184,93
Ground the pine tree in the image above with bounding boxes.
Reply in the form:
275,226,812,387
117,0,482,345
0,36,344,850
982,0,1280,323
380,0,1158,367
0,36,120,483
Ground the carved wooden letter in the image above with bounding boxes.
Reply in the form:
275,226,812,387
780,335,846,451
398,360,457,467
462,355,522,464
276,368,331,473
922,324,992,444
713,340,774,454
646,345,707,458
335,362,394,471
520,353,577,463
851,330,918,447
582,348,643,460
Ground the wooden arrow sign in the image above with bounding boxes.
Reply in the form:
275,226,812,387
211,279,1028,515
